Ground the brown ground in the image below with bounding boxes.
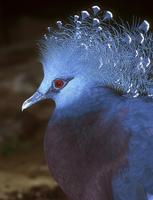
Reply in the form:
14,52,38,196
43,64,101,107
0,134,67,200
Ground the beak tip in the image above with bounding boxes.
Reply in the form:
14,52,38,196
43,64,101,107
21,100,31,111
21,91,44,112
21,102,28,111
21,106,25,112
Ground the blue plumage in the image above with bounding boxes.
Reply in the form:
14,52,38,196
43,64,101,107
39,9,153,99
22,5,153,200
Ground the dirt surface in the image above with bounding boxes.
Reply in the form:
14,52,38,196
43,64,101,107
0,148,67,200
4,186,67,200
0,141,50,198
0,133,67,200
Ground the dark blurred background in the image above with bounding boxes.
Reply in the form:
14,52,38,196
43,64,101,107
0,0,153,199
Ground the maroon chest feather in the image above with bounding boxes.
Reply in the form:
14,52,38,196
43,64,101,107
44,111,130,200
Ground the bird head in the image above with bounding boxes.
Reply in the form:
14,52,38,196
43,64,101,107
22,6,153,112
22,41,100,111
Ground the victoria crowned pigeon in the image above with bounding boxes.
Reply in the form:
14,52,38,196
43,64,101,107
22,5,153,200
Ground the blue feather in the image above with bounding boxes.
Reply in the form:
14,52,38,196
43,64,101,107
40,7,153,98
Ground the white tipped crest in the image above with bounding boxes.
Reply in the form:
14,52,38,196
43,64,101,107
76,20,82,27
99,58,104,69
44,34,48,40
139,33,145,44
56,21,63,29
139,20,150,33
96,26,102,32
133,90,140,98
81,10,90,20
92,6,101,15
103,11,113,21
47,27,51,32
127,83,133,93
143,57,151,67
93,18,100,27
74,15,79,22
107,43,112,49
41,6,153,99
123,34,132,44
135,50,139,57
81,43,88,50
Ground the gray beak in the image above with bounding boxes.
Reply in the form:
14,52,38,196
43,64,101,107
22,91,45,111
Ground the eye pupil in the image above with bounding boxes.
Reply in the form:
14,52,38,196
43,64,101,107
54,79,64,89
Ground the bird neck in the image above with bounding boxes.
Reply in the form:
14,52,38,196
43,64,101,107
53,86,123,121
45,87,129,199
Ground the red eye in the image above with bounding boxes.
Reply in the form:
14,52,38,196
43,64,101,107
53,79,65,89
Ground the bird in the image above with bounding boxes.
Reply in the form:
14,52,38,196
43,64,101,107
22,5,153,200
